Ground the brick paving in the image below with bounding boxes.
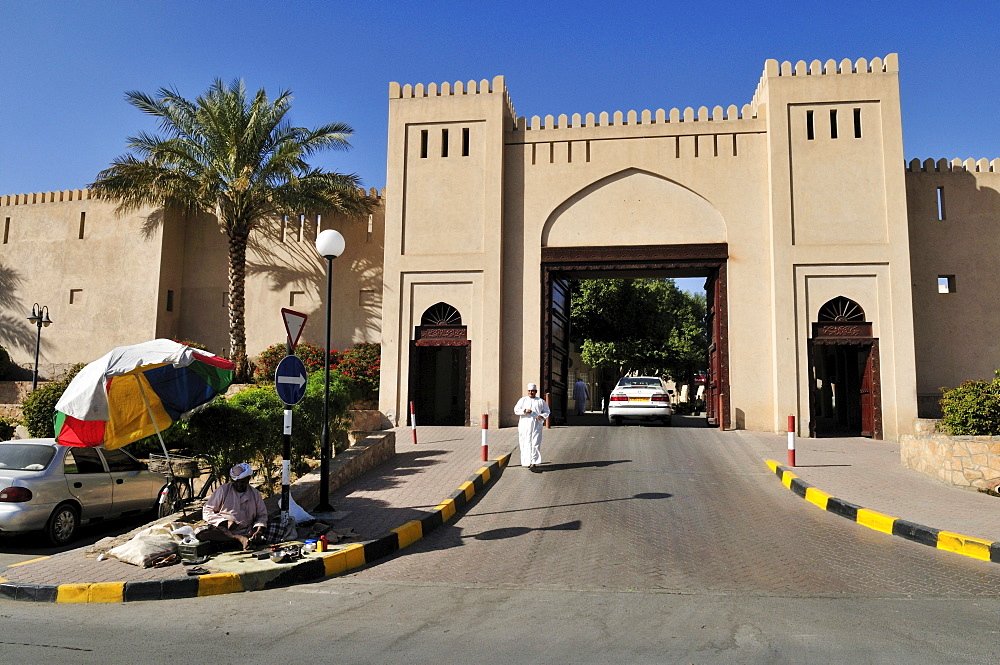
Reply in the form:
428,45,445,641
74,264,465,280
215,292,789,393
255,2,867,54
4,419,1000,595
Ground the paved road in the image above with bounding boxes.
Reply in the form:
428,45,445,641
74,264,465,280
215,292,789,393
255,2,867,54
4,418,1000,664
350,417,1000,596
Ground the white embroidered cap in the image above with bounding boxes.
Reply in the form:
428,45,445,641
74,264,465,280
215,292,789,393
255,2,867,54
527,383,538,391
230,463,254,481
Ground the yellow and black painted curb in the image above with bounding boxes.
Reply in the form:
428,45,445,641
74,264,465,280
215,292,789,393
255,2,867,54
0,453,512,603
766,460,1000,565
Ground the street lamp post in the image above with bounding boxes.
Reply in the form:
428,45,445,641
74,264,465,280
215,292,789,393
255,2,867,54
26,303,53,391
314,229,345,512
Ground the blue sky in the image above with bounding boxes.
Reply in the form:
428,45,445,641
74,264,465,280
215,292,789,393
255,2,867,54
2,1,997,198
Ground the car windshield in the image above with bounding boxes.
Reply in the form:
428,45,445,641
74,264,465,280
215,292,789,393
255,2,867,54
619,379,660,388
0,444,56,471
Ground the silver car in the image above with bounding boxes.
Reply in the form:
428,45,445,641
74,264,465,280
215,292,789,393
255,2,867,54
0,439,168,545
608,376,673,426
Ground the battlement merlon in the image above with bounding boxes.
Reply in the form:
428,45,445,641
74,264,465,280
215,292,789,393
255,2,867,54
388,75,517,123
748,54,900,117
1,187,385,209
906,158,1000,174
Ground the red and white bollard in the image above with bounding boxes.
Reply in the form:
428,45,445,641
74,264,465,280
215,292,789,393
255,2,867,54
481,414,489,461
410,401,418,445
787,415,796,467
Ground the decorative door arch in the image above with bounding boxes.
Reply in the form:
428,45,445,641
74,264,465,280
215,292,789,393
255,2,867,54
408,303,471,426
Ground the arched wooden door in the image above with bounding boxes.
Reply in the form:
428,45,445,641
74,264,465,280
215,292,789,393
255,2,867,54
408,303,471,426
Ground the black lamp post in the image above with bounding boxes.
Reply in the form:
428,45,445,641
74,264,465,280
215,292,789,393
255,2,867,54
314,229,345,512
26,303,52,391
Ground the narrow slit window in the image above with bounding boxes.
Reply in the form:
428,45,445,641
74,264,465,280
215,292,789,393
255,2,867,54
732,134,738,156
166,290,174,312
936,186,946,221
462,127,470,156
713,134,719,157
585,140,591,162
3,217,9,244
806,110,815,140
830,109,838,139
78,212,86,239
938,276,956,294
441,128,449,157
853,108,862,138
420,130,428,158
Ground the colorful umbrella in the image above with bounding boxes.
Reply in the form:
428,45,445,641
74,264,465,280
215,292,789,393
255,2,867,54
54,339,234,450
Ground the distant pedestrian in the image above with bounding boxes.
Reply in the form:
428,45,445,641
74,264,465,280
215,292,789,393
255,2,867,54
514,382,550,472
573,378,590,415
601,379,614,416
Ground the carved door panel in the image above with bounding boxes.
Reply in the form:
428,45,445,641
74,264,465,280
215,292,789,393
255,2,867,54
704,272,719,426
859,344,873,437
546,275,571,425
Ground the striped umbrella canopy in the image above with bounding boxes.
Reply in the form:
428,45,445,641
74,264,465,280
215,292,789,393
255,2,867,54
54,339,234,450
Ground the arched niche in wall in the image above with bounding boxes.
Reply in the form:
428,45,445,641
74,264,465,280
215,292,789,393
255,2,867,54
541,168,727,248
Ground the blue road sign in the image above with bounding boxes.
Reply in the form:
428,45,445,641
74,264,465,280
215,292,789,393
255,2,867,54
275,355,307,406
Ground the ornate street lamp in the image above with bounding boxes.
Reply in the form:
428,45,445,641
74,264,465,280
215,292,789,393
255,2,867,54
314,229,345,512
26,303,52,391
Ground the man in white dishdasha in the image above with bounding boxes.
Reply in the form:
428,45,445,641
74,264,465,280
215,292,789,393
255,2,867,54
514,383,550,472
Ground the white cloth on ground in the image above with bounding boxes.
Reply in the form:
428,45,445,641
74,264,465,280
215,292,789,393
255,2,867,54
514,395,550,467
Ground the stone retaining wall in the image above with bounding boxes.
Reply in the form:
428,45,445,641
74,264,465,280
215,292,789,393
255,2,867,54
900,421,1000,490
264,430,396,513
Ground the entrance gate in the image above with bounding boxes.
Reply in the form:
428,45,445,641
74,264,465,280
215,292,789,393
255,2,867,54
541,244,730,429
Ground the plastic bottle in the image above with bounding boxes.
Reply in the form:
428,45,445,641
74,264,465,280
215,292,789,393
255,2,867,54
317,535,328,552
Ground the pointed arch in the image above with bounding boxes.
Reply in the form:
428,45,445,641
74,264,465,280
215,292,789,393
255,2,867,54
541,168,727,247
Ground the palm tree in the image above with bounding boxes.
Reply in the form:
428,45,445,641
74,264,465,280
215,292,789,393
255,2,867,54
90,79,374,379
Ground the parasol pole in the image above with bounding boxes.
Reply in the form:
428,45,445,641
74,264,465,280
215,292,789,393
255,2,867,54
134,375,174,481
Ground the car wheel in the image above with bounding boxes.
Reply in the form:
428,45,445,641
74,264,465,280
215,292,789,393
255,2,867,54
46,503,79,546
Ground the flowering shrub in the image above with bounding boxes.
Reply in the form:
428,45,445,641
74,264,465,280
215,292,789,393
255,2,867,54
172,339,210,352
335,342,381,403
253,342,339,383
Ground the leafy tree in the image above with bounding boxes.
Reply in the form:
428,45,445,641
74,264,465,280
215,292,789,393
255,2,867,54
0,416,18,440
89,79,375,379
570,278,707,381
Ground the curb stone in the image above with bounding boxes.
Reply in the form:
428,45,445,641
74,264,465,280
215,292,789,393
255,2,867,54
766,459,1000,565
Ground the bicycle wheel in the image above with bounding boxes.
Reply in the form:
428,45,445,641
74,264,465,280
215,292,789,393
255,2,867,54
158,478,193,518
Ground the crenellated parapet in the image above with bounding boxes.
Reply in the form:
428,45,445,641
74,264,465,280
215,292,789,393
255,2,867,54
906,158,1000,173
518,104,757,131
1,189,93,207
764,53,899,78
1,187,384,207
389,75,516,120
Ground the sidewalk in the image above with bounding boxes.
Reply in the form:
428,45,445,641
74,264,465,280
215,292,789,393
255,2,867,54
738,430,1000,546
0,426,520,600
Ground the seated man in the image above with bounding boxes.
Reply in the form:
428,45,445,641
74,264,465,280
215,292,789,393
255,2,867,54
197,463,268,550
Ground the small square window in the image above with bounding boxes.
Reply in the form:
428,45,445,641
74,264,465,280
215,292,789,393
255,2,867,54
938,276,956,293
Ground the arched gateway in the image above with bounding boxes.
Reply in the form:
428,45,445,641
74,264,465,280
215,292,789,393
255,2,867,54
379,57,918,439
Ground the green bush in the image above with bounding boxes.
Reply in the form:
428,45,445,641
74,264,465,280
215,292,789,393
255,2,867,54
335,342,381,404
939,371,1000,436
185,398,256,486
0,416,18,440
253,342,339,383
20,363,85,438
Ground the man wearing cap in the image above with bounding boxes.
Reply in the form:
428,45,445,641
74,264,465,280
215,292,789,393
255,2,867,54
196,463,268,550
514,383,551,472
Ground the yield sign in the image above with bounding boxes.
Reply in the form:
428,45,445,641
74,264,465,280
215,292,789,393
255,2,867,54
281,308,308,350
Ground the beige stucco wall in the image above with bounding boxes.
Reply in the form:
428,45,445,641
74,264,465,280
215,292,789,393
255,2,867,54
0,190,384,376
0,191,168,377
906,160,1000,416
379,55,926,439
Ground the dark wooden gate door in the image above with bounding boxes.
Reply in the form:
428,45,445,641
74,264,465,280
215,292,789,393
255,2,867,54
546,275,571,425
